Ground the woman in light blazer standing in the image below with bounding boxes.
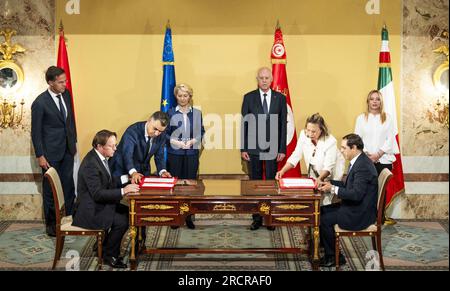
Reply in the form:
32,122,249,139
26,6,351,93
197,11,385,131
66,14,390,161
354,89,399,175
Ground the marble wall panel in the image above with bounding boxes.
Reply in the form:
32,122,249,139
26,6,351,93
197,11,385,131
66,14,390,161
402,0,449,156
0,0,55,156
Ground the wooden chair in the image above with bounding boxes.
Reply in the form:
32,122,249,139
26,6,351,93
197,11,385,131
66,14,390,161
334,168,393,271
45,167,104,270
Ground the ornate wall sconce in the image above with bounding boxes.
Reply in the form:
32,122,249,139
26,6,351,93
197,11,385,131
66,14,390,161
0,96,25,128
427,26,449,128
0,28,26,129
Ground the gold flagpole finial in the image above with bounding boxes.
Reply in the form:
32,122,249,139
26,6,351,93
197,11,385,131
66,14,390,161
166,19,171,29
276,19,280,30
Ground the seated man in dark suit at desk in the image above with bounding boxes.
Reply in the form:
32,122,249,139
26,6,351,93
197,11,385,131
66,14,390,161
72,130,139,269
318,133,378,267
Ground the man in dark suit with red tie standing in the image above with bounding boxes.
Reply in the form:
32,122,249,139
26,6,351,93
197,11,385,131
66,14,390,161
241,67,288,230
31,66,77,237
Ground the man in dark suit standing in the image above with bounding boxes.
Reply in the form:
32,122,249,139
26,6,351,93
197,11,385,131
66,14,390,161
318,133,378,267
110,111,172,183
241,67,287,230
72,130,139,269
31,66,77,237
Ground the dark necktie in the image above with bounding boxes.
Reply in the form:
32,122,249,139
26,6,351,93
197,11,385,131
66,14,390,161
56,94,67,121
145,138,152,158
103,159,111,177
344,163,352,184
262,93,269,115
347,163,353,175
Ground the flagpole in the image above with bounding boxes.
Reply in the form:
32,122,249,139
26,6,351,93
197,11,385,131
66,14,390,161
377,24,405,225
270,22,301,177
382,24,397,226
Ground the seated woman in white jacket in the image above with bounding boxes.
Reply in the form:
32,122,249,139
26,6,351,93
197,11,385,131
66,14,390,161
276,113,344,186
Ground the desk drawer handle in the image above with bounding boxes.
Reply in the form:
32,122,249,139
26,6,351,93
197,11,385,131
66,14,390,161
275,216,309,223
141,217,174,222
259,203,270,215
275,204,309,210
141,204,174,211
180,203,190,214
213,204,237,211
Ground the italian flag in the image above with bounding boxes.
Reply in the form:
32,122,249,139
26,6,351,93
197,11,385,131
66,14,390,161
57,22,80,196
378,26,405,209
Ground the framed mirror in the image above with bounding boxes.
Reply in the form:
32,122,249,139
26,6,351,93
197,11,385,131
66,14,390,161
0,60,24,93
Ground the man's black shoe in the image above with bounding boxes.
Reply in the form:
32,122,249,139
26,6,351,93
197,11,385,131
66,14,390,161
104,256,127,269
170,225,180,229
266,226,276,231
250,219,262,231
319,254,346,268
186,215,195,229
46,225,56,237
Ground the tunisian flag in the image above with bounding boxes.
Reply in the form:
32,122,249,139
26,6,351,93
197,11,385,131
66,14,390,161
377,26,405,209
57,22,80,195
271,24,301,177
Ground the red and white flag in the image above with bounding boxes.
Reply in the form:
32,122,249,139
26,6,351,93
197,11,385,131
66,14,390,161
57,22,80,195
271,24,301,177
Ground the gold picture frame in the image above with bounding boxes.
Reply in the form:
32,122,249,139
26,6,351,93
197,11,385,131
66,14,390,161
0,60,24,93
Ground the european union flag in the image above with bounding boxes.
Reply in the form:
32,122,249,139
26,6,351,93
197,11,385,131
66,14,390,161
161,24,176,112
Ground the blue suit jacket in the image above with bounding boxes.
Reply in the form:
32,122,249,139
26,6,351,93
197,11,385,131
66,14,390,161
110,121,166,177
331,153,378,231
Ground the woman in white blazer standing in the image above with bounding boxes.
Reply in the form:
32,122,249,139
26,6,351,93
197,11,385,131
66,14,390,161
354,89,399,175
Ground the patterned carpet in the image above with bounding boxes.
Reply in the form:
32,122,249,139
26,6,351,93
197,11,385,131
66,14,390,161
0,215,448,271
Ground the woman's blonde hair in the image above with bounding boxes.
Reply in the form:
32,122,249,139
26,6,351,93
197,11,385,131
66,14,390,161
174,83,193,97
365,89,386,124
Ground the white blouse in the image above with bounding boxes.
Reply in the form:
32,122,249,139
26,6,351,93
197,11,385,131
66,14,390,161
354,113,399,164
287,130,339,179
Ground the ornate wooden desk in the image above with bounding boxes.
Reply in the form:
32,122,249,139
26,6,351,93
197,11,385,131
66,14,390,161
127,180,321,270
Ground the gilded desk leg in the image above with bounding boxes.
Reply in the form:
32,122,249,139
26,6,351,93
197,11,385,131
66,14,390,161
129,226,137,270
312,200,320,270
129,199,137,270
138,226,142,254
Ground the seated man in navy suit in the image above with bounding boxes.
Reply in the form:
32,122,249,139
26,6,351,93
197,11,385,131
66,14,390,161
110,111,172,183
318,133,378,268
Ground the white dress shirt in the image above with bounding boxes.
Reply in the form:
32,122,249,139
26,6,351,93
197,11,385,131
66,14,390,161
48,89,68,119
259,89,271,112
354,113,399,164
287,130,339,178
94,149,125,196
